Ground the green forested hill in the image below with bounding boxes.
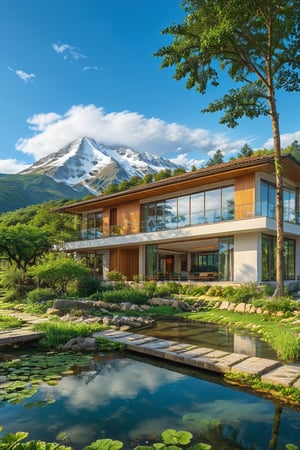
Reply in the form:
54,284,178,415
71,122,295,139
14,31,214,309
0,174,91,214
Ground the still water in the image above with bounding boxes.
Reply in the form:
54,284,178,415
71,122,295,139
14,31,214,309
1,354,300,449
140,318,279,360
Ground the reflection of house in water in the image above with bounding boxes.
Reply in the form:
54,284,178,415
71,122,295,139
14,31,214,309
234,334,257,356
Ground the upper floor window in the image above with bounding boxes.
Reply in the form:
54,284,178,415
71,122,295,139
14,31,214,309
141,186,234,232
81,212,103,239
259,180,297,223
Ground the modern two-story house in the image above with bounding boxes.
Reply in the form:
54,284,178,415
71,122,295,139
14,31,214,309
56,153,300,286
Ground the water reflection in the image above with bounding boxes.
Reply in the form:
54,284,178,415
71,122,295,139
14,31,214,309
1,356,299,449
49,358,184,410
141,319,278,360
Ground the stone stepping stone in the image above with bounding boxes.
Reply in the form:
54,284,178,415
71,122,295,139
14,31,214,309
261,364,300,387
231,356,281,376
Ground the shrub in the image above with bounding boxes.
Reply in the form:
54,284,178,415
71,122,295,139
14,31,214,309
77,276,102,297
262,297,298,315
206,285,223,297
179,284,210,296
230,283,263,303
106,270,124,281
142,281,157,298
220,285,237,298
26,288,56,303
102,288,148,305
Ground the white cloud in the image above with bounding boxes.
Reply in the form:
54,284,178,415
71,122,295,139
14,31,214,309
27,112,62,131
263,131,300,150
8,65,36,83
52,42,87,61
0,159,30,174
83,66,100,71
16,104,247,164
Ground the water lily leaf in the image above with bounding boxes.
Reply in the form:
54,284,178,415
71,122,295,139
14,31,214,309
161,429,193,446
83,439,123,450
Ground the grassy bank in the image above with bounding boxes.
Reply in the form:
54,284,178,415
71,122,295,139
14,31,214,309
180,307,300,362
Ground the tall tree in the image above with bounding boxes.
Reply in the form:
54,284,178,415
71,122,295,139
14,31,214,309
0,224,52,279
206,149,224,166
238,144,254,159
155,0,300,296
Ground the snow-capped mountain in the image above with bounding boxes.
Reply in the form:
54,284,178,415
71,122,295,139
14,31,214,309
20,137,182,194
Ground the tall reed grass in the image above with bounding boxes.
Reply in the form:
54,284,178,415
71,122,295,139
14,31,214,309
34,320,105,349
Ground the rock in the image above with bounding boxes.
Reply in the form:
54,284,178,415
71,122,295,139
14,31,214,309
220,301,230,310
234,303,246,313
58,337,98,352
46,308,60,316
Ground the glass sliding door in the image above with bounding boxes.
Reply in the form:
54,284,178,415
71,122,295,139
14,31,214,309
146,244,158,279
219,237,234,281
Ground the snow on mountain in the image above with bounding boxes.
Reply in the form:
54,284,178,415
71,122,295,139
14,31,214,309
20,137,182,194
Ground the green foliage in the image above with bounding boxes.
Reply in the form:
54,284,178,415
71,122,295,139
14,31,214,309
77,276,103,297
101,288,148,305
153,169,173,181
134,428,210,450
0,352,92,404
0,428,215,450
0,314,23,330
264,326,300,361
106,271,125,282
26,288,56,304
30,254,90,295
0,173,88,214
94,337,125,352
206,150,224,167
0,200,78,245
262,298,298,315
282,140,300,162
0,224,52,274
84,439,123,450
33,320,104,349
142,281,157,298
237,143,253,159
179,285,210,296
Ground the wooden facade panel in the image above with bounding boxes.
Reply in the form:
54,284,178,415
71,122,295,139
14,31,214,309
109,248,139,280
234,174,255,220
117,201,140,235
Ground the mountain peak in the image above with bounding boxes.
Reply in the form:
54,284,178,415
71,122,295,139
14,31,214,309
20,137,182,194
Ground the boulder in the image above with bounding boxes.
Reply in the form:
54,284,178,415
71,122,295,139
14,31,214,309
58,337,98,352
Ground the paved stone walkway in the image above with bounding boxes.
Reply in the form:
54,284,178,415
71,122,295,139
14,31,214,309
95,329,300,388
0,310,47,346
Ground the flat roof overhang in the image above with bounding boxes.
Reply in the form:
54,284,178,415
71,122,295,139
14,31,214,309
55,154,300,214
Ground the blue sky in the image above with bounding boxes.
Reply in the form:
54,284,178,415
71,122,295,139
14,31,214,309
0,0,299,173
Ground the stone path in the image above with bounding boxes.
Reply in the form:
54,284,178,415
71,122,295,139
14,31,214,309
0,310,47,346
95,329,300,388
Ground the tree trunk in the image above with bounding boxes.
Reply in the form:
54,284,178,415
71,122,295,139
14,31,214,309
269,92,284,298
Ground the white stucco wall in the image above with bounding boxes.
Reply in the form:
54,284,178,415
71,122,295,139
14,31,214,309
234,232,259,283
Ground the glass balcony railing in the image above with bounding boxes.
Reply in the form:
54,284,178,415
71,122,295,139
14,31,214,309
63,202,299,243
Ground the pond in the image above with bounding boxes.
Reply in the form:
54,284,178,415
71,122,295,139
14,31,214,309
1,353,300,449
140,318,279,361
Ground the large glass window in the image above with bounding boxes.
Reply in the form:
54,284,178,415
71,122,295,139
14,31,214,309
146,245,158,278
221,186,235,220
283,188,296,223
191,192,204,225
177,196,190,227
81,212,103,239
262,234,295,281
191,253,218,273
141,185,234,232
219,237,234,281
165,198,178,229
260,180,297,223
205,189,221,223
